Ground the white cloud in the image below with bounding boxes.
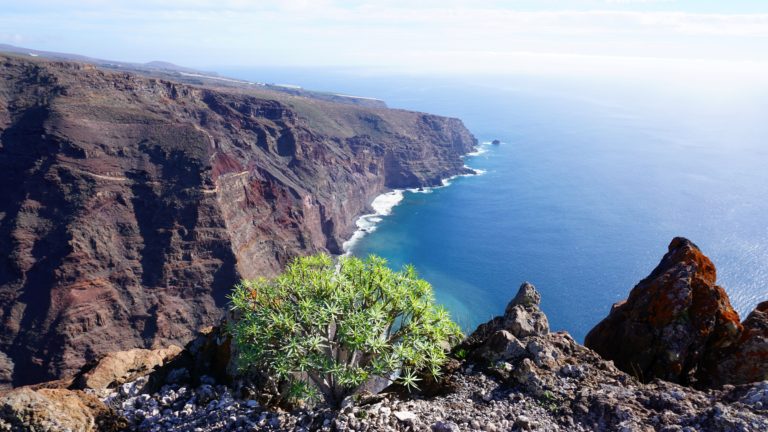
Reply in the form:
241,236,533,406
603,0,674,4
2,1,767,77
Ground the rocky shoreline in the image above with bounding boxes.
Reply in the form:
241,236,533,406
2,238,766,431
341,161,485,254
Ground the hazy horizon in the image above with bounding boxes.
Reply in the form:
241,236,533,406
3,1,768,85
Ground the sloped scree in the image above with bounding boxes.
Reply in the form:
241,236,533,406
3,239,768,431
99,282,768,431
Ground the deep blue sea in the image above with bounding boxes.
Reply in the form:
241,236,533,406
224,68,768,341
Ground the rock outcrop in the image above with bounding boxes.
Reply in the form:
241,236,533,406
3,277,766,431
159,324,234,387
585,237,768,388
0,345,184,431
37,282,763,432
0,54,477,387
703,301,768,386
70,345,182,392
460,282,549,356
0,387,120,431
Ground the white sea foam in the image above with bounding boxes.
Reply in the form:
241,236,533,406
342,191,404,254
342,142,491,254
370,190,404,215
463,141,493,157
408,186,436,194
464,147,487,157
440,166,487,187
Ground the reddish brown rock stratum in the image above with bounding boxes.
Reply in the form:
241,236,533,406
585,237,768,387
0,54,477,386
702,300,768,386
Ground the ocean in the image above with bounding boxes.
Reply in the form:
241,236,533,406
223,68,768,341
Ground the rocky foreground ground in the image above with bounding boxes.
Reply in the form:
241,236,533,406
1,238,767,431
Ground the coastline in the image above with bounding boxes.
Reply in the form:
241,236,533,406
341,141,491,255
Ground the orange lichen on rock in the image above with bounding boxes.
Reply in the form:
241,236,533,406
585,237,746,386
646,283,678,327
701,301,768,386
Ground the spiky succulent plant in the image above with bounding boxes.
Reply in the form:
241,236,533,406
228,254,462,407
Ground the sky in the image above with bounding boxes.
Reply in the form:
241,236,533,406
1,1,768,79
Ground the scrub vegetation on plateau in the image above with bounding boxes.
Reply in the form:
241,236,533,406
228,254,463,408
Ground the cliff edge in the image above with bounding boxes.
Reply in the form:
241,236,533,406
3,239,767,431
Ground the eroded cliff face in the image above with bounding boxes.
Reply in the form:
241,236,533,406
0,55,477,386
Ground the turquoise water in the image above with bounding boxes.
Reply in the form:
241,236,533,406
225,69,768,341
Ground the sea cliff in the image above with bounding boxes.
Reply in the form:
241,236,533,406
0,54,477,387
1,53,766,432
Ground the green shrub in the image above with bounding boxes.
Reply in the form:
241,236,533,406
228,254,463,407
453,347,469,360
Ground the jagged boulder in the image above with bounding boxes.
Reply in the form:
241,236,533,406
585,237,744,385
471,330,528,364
0,387,120,431
161,324,235,386
703,301,768,386
71,345,182,393
462,282,549,356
